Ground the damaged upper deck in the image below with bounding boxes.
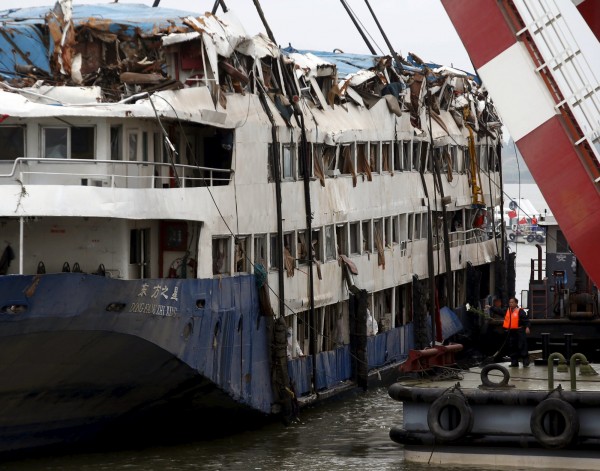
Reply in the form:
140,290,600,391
0,1,501,138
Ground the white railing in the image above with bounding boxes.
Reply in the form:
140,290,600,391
0,157,233,188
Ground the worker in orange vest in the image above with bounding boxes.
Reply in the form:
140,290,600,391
503,297,531,367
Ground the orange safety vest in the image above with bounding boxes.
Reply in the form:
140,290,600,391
503,308,520,329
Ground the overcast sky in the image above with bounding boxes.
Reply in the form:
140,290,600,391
12,0,476,72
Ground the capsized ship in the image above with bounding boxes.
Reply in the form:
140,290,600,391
0,0,508,453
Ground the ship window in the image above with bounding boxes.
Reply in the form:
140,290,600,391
412,141,420,171
297,231,308,265
403,141,411,171
382,142,392,173
235,236,250,273
282,143,295,179
311,229,321,262
42,127,68,158
349,222,360,255
392,216,399,245
142,132,149,163
338,144,353,174
322,144,337,174
325,225,335,261
313,143,325,183
0,126,25,160
374,218,384,251
128,131,139,161
212,237,230,275
42,126,95,159
451,146,459,172
357,143,369,176
369,143,379,173
414,214,422,239
362,221,371,253
284,232,296,272
385,217,393,247
71,127,95,159
269,234,279,270
111,125,122,161
407,214,414,241
254,234,267,266
393,142,402,171
336,224,348,255
421,213,428,239
421,142,430,173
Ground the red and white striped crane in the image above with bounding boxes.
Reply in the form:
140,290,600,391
442,0,600,286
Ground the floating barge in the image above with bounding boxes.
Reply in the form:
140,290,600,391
389,354,600,469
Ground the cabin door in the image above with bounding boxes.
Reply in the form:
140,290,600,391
130,228,151,278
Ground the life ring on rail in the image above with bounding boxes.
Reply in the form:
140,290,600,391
480,363,510,388
427,393,473,442
530,398,579,449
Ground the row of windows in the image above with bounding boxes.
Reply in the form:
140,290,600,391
269,141,499,181
212,213,441,275
0,125,163,162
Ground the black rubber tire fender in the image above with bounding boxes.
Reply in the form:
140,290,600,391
536,234,545,243
509,233,516,241
480,363,510,388
427,393,473,442
526,234,535,243
530,398,579,449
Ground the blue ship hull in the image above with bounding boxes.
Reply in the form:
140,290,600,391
0,273,274,452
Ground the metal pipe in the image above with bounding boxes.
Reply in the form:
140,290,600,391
339,0,377,55
252,0,276,44
363,0,403,71
547,352,567,390
19,217,24,275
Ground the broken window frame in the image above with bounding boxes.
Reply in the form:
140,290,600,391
338,144,352,174
322,144,337,175
0,125,26,160
254,234,267,267
324,225,336,261
362,220,372,253
212,236,231,275
297,230,309,265
311,228,322,262
234,235,251,273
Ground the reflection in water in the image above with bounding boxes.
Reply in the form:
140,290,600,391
3,387,510,471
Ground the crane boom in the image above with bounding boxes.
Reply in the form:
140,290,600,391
441,0,600,286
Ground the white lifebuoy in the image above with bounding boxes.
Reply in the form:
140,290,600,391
530,398,579,449
427,393,473,442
